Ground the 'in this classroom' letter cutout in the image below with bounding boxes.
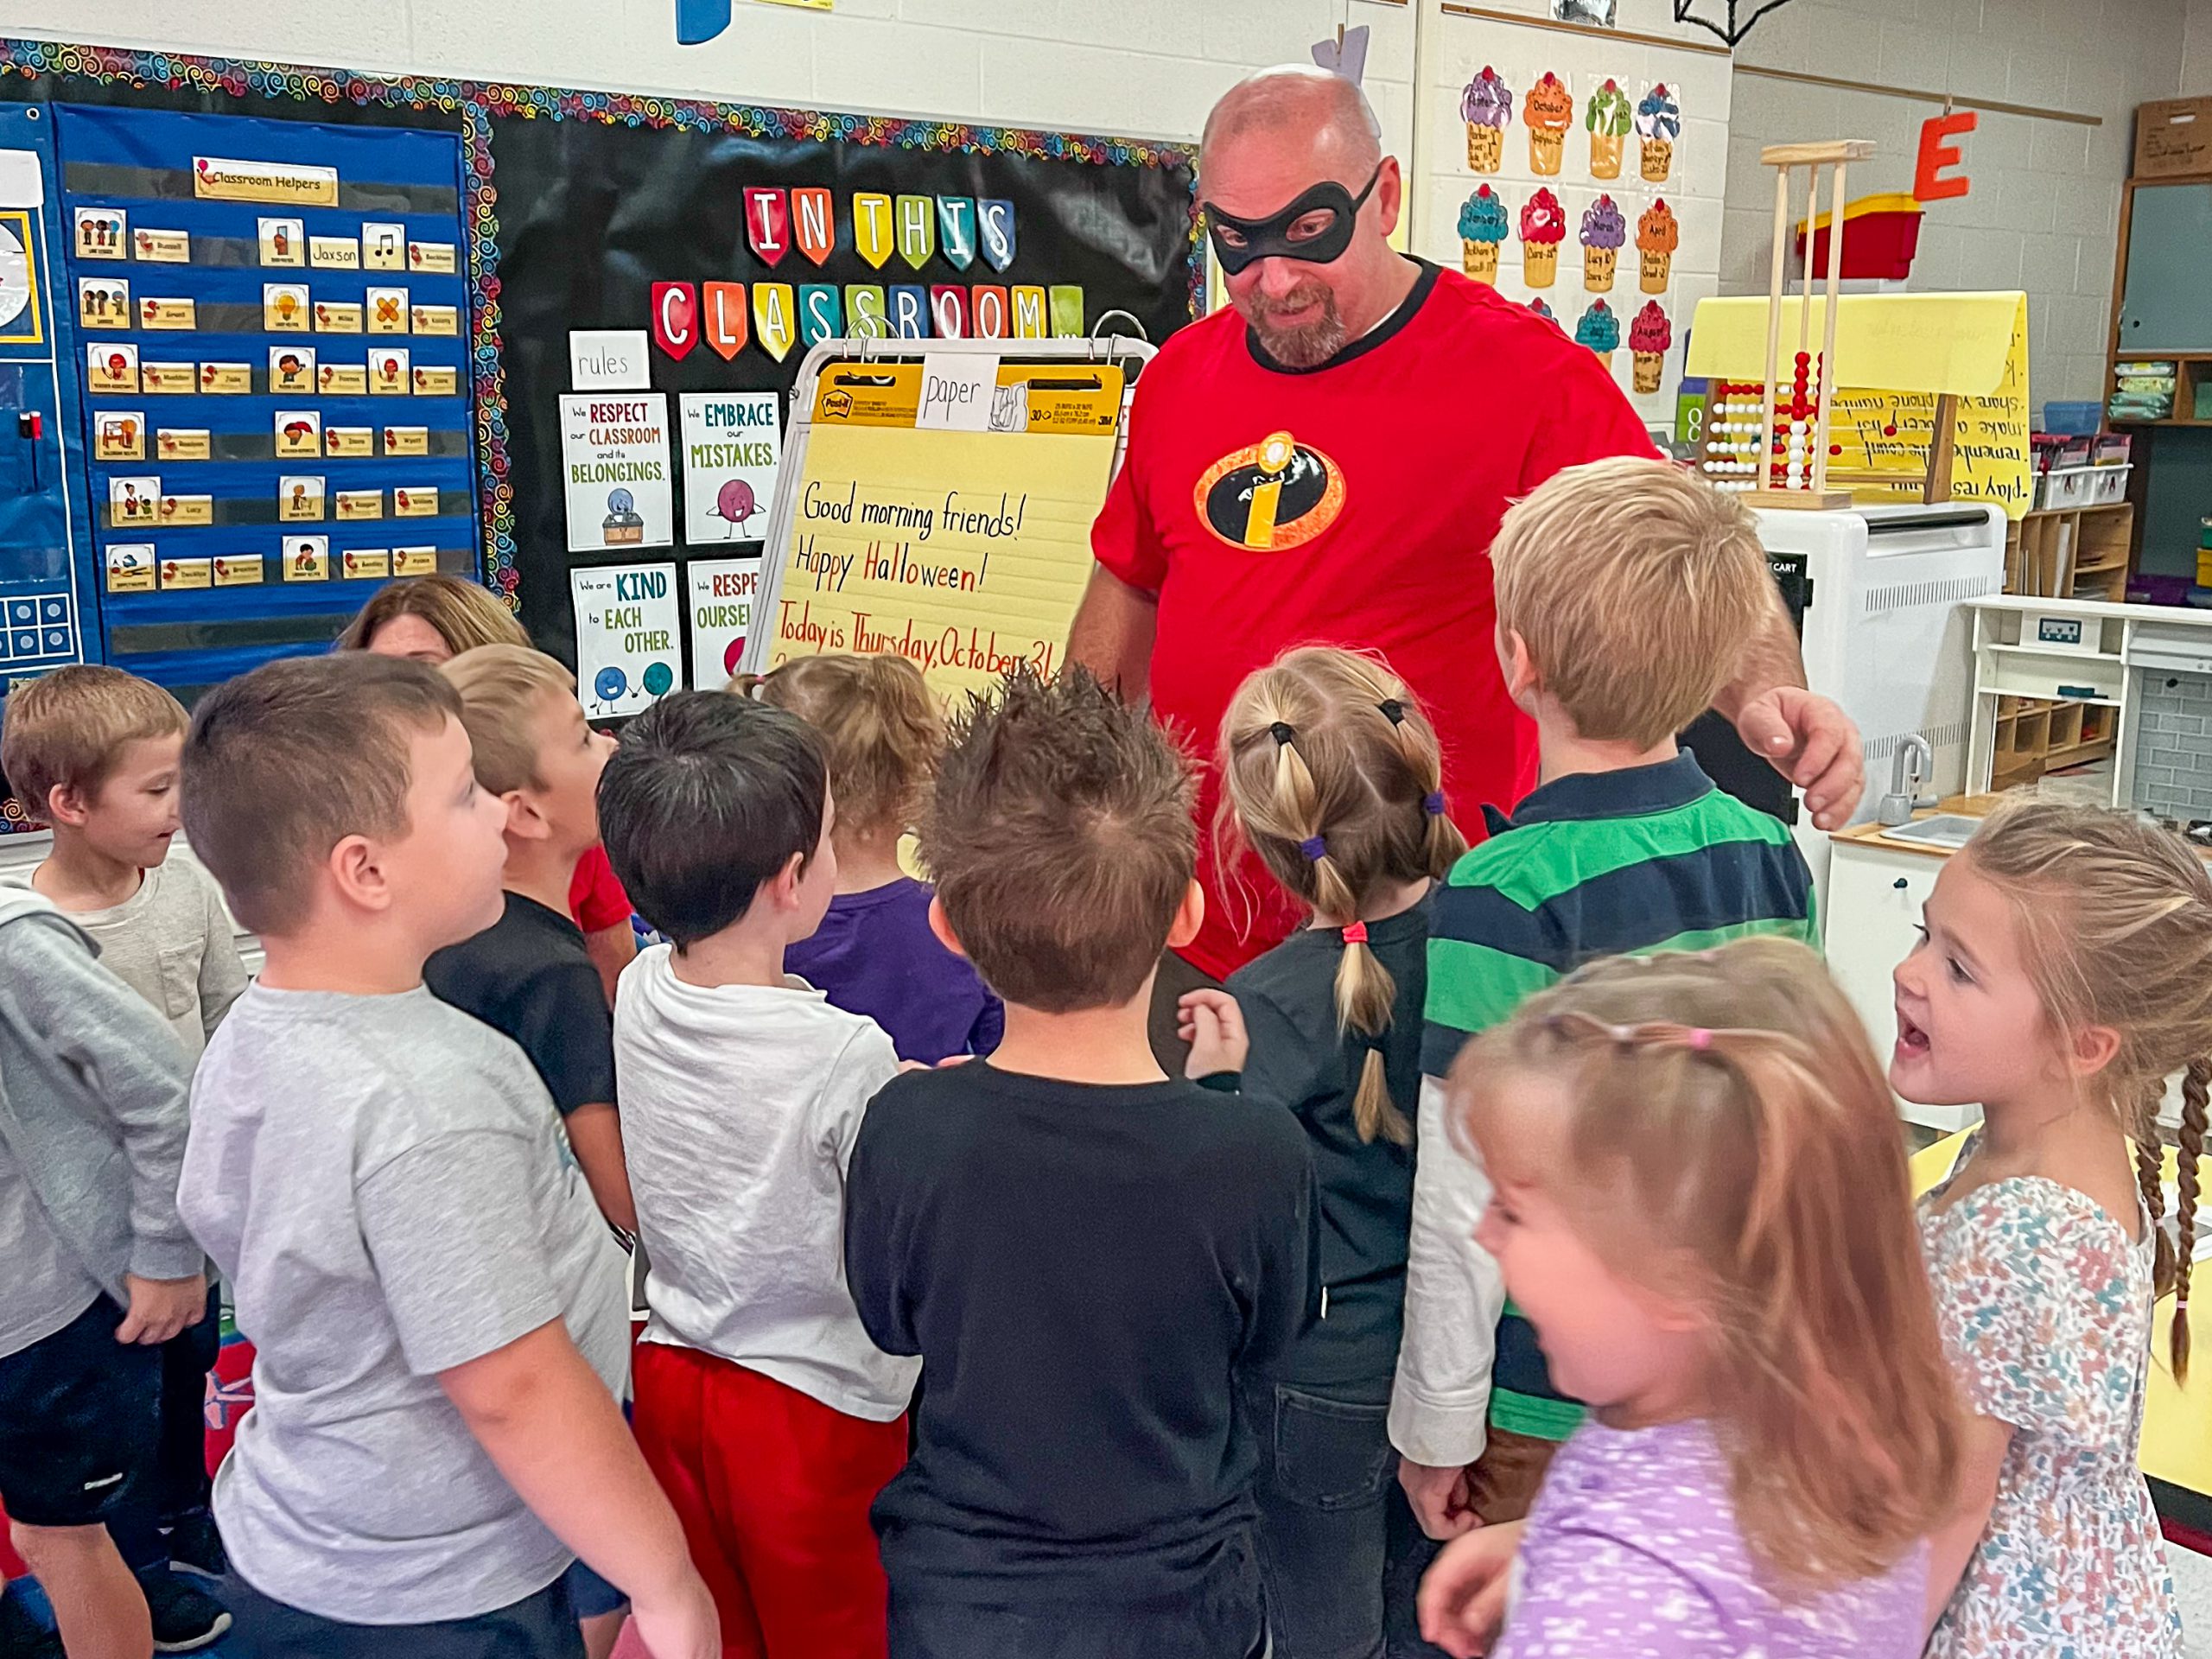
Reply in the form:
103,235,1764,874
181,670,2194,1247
971,285,1009,340
703,282,747,359
792,188,835,266
753,283,796,361
853,195,894,270
896,196,937,270
846,285,887,338
888,284,930,340
652,283,697,359
744,188,791,266
978,200,1017,272
1011,285,1047,339
937,199,976,271
798,284,843,346
930,285,969,339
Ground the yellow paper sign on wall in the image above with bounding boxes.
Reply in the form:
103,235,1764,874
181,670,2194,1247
1686,290,2032,519
1827,296,2032,518
760,391,1122,702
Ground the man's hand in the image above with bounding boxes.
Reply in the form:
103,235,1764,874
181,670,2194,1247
1733,684,1864,830
1399,1455,1479,1541
1418,1518,1527,1659
116,1272,206,1344
1177,988,1249,1078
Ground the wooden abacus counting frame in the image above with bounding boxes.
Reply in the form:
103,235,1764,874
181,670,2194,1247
1751,139,1875,512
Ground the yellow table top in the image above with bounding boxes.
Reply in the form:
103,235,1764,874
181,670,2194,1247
1912,1133,2212,1498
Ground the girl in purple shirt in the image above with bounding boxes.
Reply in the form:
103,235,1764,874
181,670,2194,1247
1417,940,1961,1659
742,653,1001,1064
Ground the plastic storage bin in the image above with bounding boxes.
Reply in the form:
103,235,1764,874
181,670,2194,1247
2038,464,2132,509
2043,400,2103,435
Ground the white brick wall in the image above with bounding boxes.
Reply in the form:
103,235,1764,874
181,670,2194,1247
1723,0,2190,408
2186,0,2212,91
0,0,1420,154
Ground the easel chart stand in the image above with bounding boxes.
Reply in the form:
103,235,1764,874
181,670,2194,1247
744,337,1153,702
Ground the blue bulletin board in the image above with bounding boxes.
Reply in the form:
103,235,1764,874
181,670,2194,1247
55,104,476,694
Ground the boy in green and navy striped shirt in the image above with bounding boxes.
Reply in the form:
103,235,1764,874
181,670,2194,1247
1388,458,1817,1535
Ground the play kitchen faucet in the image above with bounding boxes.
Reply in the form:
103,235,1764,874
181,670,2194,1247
1877,734,1936,827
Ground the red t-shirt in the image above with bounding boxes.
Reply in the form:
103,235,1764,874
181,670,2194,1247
1092,263,1656,979
569,845,633,934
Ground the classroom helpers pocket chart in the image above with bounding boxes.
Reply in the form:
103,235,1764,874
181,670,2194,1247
56,103,479,688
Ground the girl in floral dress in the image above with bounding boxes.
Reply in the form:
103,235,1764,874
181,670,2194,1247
1894,800,2205,1657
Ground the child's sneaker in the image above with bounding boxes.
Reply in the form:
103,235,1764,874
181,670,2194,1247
164,1510,227,1579
0,1592,61,1659
136,1568,232,1654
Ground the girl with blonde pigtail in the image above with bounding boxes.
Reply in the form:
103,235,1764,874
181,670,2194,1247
1894,799,2206,1657
1174,645,1466,1659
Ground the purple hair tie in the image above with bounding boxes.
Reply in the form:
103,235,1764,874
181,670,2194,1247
1300,835,1327,861
1423,791,1446,817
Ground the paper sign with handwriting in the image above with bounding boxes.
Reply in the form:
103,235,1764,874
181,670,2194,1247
758,376,1122,702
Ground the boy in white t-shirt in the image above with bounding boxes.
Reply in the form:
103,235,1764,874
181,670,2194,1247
598,690,914,1659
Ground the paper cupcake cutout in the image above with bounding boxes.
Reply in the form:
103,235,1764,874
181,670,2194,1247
1586,79,1632,181
1637,199,1679,294
1575,298,1619,366
1461,67,1513,174
1524,73,1573,176
1637,84,1681,182
1580,195,1626,292
1630,301,1673,394
1458,185,1510,284
1519,188,1566,289
1528,296,1559,327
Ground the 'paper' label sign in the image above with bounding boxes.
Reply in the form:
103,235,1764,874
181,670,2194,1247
917,353,996,432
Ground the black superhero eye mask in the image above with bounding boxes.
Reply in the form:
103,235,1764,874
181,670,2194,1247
1204,165,1382,275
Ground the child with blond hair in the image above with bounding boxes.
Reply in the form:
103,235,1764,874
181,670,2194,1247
3,664,245,1649
1394,456,1817,1537
1897,801,2201,1656
743,653,1000,1062
1174,645,1465,1657
1419,940,1961,1658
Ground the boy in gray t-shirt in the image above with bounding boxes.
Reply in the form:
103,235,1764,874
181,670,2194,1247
3,664,247,1647
175,654,715,1659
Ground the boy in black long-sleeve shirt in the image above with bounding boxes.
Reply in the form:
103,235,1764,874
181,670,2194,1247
844,666,1318,1659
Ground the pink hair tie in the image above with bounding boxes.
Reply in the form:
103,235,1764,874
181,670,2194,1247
1686,1028,1713,1051
1343,921,1370,946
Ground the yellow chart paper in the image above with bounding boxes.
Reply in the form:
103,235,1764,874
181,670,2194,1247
1688,291,2031,520
764,421,1120,702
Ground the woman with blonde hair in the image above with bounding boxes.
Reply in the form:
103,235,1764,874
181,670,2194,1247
336,575,634,1002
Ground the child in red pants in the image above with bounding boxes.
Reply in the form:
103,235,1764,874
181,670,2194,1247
600,693,915,1656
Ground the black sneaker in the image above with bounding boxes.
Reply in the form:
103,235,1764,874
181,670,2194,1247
136,1568,232,1655
164,1510,227,1580
0,1593,61,1659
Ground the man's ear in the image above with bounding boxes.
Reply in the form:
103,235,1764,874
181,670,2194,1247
1164,878,1207,951
1374,154,1403,238
43,781,91,830
926,892,970,961
325,832,393,916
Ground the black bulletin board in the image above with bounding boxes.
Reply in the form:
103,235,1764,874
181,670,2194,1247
487,118,1198,664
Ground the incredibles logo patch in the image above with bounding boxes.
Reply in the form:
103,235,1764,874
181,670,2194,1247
1194,429,1345,551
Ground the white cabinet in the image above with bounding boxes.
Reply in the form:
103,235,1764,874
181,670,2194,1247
1824,835,1981,1134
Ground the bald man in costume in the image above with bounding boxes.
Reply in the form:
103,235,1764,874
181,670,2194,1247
1070,67,1862,1659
